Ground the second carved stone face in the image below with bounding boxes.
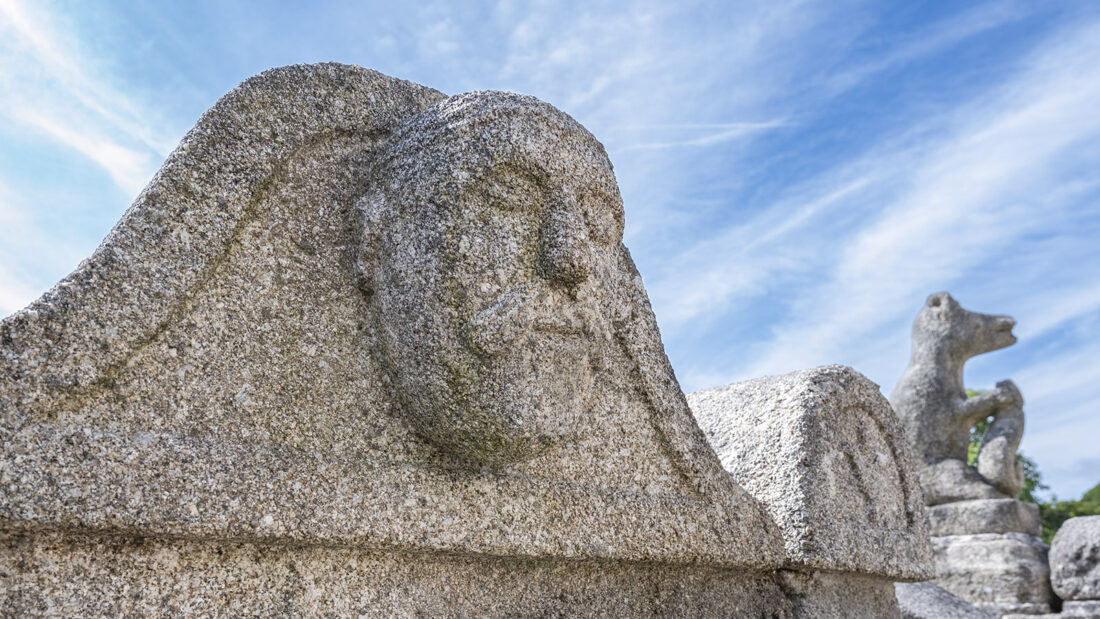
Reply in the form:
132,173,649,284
362,92,626,466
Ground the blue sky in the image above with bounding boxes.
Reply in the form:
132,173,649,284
1,0,1098,499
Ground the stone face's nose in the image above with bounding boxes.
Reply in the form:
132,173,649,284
540,199,593,287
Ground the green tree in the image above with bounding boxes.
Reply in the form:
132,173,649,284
1038,482,1100,543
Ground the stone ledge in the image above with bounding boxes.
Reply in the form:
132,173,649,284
928,499,1041,537
1064,600,1100,616
0,419,782,569
932,532,1052,613
894,581,995,618
0,530,791,616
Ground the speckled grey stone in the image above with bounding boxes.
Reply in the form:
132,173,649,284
933,532,1053,615
890,292,1024,505
688,365,934,580
929,499,1042,537
894,581,997,619
0,63,827,615
1051,516,1100,602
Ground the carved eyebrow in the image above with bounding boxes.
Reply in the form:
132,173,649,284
580,189,625,221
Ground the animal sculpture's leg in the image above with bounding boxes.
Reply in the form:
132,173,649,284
919,458,1009,506
977,404,1025,497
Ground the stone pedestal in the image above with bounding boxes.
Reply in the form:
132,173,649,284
928,499,1052,615
933,531,1052,615
928,498,1041,537
894,581,996,618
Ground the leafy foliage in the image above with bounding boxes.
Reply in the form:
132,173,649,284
1038,482,1100,543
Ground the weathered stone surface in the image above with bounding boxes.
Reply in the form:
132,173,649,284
1051,515,1100,601
688,365,933,580
894,581,996,619
890,292,1024,505
933,532,1053,615
1001,601,1100,618
928,499,1042,537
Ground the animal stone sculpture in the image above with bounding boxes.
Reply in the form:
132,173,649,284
890,291,1024,505
892,292,1052,615
0,64,931,615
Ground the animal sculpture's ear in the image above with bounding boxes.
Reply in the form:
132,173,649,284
926,292,948,308
355,191,386,298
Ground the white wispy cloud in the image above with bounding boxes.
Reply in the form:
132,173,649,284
619,120,788,151
738,17,1100,379
657,13,1100,496
825,1,1030,95
9,105,156,198
0,0,170,195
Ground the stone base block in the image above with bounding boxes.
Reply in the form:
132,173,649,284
894,581,995,618
933,532,1052,615
928,499,1041,537
780,570,900,618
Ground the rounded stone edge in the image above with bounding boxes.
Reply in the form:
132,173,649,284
0,63,446,411
1050,515,1100,601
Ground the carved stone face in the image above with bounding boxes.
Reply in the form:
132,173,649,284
360,93,625,465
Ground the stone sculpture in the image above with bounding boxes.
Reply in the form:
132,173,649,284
891,291,1023,505
0,63,932,615
1050,516,1100,617
892,292,1052,615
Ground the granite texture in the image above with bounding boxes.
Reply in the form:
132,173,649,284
894,581,997,619
1051,516,1100,602
688,365,933,580
890,292,1024,505
929,499,1042,537
933,532,1053,615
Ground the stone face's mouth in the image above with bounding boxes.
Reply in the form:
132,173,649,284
992,316,1017,348
466,288,591,355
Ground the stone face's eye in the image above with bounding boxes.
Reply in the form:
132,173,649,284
579,190,624,246
473,165,544,214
